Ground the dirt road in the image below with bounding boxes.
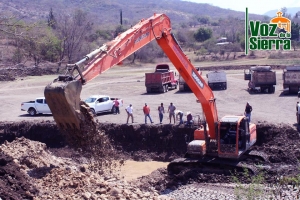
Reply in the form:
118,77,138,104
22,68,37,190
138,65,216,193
1,64,297,126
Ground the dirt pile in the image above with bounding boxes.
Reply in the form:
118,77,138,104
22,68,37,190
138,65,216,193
0,63,57,81
0,137,166,200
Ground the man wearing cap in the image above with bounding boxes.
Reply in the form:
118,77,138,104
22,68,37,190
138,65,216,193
244,102,253,123
126,104,134,124
143,103,153,124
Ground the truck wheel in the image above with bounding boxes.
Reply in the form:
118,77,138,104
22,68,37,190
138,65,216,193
28,108,36,116
146,88,151,93
165,85,169,92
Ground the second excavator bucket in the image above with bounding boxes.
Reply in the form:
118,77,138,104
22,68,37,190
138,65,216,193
44,76,96,147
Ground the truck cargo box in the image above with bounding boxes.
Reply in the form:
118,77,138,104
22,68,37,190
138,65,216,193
244,66,276,93
145,64,177,93
206,71,227,90
283,66,300,94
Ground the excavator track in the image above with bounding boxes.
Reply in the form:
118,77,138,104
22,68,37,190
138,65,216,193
167,151,270,176
44,77,96,148
168,157,258,175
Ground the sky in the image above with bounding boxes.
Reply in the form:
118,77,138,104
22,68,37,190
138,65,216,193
183,0,300,15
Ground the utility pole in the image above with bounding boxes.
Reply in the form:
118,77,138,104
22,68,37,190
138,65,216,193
120,9,123,25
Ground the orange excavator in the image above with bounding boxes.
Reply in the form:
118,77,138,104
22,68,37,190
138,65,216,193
44,13,262,173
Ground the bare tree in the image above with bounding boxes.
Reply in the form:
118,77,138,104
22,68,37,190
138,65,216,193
56,9,93,64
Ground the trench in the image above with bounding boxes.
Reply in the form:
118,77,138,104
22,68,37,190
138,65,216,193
0,121,195,161
0,121,300,190
0,121,299,163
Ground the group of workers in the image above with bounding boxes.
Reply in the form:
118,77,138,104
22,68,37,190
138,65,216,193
116,100,253,125
121,101,194,125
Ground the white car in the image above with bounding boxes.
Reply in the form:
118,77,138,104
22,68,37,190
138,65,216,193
21,97,52,116
84,95,123,115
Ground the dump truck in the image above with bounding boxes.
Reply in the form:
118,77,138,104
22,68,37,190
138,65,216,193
179,67,201,92
145,64,178,93
283,66,300,94
206,71,227,90
244,66,276,93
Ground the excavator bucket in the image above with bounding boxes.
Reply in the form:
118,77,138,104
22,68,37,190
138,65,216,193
44,76,96,147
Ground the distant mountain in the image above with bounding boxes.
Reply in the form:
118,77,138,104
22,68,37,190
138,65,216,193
1,0,265,26
264,7,300,17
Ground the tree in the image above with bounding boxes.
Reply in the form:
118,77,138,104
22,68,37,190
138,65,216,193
55,9,93,64
281,7,291,19
175,29,191,45
114,25,127,38
197,16,210,25
47,8,56,29
194,27,212,42
202,38,217,54
19,24,61,66
291,21,300,41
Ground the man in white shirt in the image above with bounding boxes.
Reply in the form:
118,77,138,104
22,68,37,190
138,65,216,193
126,104,134,124
168,102,176,124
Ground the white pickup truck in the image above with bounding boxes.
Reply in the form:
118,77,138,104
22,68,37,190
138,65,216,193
21,97,52,116
84,95,123,115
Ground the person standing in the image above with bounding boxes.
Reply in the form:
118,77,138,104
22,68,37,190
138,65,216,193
168,102,176,124
143,103,153,124
114,98,120,114
158,103,165,124
126,104,134,124
244,102,253,123
176,110,184,125
297,102,300,124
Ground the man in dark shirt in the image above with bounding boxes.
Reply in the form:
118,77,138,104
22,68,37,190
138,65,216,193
244,102,253,123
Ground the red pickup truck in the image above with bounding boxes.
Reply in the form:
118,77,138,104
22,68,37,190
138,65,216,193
145,64,178,93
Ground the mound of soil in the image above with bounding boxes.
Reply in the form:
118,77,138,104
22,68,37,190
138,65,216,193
0,63,57,81
0,137,161,200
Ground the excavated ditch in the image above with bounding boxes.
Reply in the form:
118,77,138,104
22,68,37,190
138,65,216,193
0,121,299,199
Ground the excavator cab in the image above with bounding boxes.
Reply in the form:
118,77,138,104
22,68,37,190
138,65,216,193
218,116,256,159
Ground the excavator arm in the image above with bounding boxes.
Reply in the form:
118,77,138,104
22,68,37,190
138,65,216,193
44,13,218,144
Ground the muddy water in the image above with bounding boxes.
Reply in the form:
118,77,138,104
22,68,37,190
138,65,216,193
120,160,169,181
